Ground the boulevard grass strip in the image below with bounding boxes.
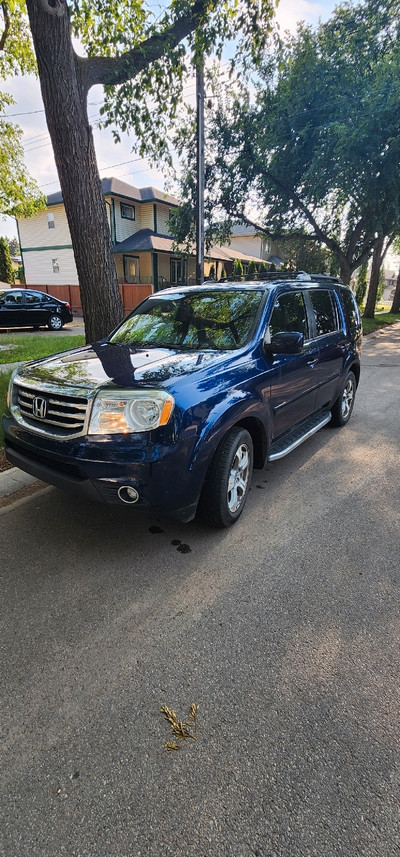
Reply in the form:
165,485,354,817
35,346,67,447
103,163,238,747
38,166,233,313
0,334,85,364
362,312,400,335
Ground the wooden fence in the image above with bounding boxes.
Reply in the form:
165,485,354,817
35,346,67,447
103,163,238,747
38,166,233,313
15,283,153,315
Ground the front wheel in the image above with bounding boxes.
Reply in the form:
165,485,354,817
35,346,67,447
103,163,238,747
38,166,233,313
200,427,254,528
48,314,63,331
330,371,356,426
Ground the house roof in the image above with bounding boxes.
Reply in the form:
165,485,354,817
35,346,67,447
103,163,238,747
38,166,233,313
114,230,268,263
47,178,180,208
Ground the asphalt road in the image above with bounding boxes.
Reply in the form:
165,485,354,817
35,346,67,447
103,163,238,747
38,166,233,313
1,326,400,857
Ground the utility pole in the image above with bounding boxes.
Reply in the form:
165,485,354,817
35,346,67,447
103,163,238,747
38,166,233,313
196,59,205,285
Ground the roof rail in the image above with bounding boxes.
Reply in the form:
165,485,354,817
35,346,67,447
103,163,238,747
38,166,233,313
218,271,343,284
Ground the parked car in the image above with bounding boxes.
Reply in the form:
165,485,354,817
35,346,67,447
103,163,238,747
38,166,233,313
3,273,361,527
0,288,73,330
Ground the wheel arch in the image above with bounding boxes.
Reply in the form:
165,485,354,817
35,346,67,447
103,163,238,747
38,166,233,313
232,416,268,469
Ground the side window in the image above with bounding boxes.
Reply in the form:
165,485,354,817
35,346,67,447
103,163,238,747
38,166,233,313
339,288,361,331
25,292,42,304
309,290,338,336
3,290,23,305
269,291,309,338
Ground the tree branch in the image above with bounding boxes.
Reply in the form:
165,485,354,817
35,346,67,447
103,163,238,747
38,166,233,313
0,2,10,51
78,0,213,95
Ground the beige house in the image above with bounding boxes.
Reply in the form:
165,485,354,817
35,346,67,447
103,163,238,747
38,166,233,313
17,178,274,293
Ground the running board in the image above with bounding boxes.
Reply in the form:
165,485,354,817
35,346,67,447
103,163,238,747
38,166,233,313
268,410,332,461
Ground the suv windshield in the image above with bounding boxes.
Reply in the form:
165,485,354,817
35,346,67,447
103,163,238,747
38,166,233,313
110,289,264,351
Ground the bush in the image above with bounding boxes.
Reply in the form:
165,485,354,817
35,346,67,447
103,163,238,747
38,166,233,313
233,258,244,278
355,262,368,307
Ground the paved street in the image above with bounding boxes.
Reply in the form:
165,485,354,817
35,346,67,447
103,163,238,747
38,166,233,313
1,326,400,857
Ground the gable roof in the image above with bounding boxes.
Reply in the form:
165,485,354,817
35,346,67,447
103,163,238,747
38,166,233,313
47,177,180,208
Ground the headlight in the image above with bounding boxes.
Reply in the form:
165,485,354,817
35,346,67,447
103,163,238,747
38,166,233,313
89,389,174,434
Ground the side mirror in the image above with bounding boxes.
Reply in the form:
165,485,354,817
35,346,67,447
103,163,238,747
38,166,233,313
268,331,304,355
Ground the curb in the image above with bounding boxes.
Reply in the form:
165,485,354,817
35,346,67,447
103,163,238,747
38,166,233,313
0,466,40,501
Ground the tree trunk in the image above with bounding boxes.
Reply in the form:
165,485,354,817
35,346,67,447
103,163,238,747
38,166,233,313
25,0,123,344
363,235,385,319
390,266,400,313
339,259,352,285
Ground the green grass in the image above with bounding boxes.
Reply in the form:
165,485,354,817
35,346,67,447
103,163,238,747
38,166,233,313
0,334,85,364
362,312,400,335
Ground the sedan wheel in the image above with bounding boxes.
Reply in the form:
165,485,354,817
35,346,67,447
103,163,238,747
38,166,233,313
48,314,63,330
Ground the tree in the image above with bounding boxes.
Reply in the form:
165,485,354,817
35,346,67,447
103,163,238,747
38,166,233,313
355,261,368,307
0,2,46,219
232,258,243,277
390,236,400,313
5,236,20,256
179,0,400,288
0,235,14,283
9,0,276,344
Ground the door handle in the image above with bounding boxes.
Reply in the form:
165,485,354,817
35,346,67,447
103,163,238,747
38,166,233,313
307,358,318,367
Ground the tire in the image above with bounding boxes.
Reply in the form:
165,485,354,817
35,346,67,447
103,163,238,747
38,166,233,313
330,370,356,426
48,314,63,331
200,427,254,528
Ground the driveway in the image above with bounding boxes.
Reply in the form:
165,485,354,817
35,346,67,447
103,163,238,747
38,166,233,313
1,325,399,857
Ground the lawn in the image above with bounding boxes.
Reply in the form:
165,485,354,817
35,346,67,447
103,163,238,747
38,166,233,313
0,334,85,364
0,333,85,470
361,312,400,335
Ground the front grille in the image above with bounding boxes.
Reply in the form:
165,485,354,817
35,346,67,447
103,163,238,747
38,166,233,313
15,383,89,437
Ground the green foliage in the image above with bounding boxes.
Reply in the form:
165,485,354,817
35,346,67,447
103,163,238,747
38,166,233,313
281,234,332,274
5,236,19,256
377,266,386,302
0,5,46,218
68,0,277,164
355,262,368,307
247,260,256,276
0,236,13,283
232,258,243,277
221,267,227,279
193,0,400,283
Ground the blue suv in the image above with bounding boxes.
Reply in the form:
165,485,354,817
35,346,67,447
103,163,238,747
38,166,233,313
3,273,362,527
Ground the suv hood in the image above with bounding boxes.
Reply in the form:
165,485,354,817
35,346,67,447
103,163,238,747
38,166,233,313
15,342,226,391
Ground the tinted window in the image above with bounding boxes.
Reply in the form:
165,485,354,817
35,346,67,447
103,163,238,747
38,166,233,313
25,291,44,304
110,289,264,351
309,290,338,336
269,291,309,338
340,288,360,331
0,291,23,305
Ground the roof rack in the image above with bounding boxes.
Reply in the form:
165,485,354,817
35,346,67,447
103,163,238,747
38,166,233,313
219,271,343,285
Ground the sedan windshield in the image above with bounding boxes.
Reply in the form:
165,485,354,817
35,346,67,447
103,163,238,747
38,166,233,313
110,289,264,351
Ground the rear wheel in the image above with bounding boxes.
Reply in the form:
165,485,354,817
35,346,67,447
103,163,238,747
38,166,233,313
48,314,63,331
200,427,253,528
330,371,356,426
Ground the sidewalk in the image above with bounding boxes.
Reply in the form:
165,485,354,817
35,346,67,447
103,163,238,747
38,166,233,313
1,320,399,506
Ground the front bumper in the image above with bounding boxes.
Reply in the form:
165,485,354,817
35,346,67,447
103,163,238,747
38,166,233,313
3,417,202,522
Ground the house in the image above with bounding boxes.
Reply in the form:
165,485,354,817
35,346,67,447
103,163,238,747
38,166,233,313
17,178,275,304
223,223,284,270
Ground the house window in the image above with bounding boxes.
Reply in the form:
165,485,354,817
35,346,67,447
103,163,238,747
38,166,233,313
47,213,55,229
120,203,135,220
52,258,59,273
170,258,187,285
123,255,139,283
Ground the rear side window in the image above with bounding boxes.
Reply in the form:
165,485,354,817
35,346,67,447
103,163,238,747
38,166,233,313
339,288,361,332
269,291,309,338
309,290,338,336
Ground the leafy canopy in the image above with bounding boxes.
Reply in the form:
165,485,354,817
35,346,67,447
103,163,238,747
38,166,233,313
0,1,46,218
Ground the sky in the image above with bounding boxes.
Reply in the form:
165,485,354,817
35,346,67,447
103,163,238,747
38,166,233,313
1,0,338,240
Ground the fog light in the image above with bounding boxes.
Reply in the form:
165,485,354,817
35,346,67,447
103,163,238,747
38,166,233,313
118,485,139,504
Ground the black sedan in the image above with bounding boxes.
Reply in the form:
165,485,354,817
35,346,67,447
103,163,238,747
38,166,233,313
0,289,73,330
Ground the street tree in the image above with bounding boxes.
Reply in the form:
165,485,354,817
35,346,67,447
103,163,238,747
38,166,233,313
0,2,46,219
0,235,14,283
8,0,276,343
173,0,400,300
